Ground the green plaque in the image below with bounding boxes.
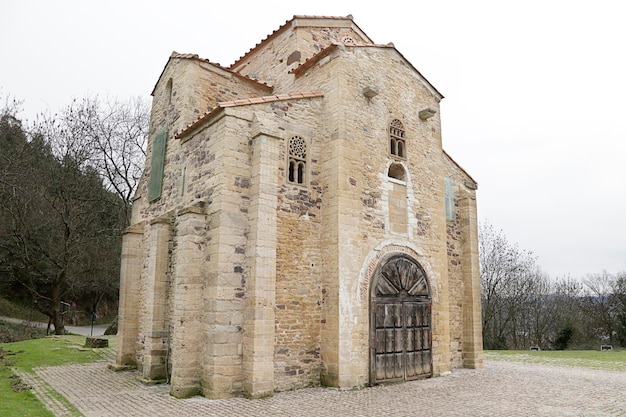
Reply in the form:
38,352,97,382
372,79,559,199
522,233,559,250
444,177,455,221
148,128,167,202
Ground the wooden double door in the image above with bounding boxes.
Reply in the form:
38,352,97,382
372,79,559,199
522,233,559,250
370,256,432,384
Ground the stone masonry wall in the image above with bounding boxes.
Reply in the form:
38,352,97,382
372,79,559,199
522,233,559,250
232,17,370,93
445,183,464,368
305,45,451,383
133,56,271,227
199,112,252,398
443,153,480,368
442,154,483,369
274,125,324,390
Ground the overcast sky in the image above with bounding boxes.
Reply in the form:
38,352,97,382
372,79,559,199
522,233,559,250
2,0,625,279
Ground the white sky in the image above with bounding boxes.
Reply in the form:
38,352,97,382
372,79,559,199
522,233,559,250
2,0,625,279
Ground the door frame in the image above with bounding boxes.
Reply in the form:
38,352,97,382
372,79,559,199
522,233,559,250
369,254,432,385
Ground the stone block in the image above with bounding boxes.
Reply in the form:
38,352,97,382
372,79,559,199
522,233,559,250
85,337,109,348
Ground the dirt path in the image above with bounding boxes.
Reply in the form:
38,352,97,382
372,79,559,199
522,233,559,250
0,316,109,336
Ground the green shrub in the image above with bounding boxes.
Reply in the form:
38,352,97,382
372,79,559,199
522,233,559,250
104,316,118,335
0,297,48,323
553,325,575,350
0,321,46,343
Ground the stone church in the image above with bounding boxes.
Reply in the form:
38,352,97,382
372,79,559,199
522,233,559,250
114,15,483,399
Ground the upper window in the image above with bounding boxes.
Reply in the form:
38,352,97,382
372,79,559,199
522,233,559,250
288,135,307,185
165,78,173,105
389,119,405,159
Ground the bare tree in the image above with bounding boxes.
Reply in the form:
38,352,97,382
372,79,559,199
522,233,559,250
477,219,626,350
614,272,626,346
479,221,539,349
582,271,622,345
34,96,148,223
1,95,144,334
516,268,552,349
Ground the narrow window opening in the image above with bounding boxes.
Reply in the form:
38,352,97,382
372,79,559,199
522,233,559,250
289,160,296,182
165,78,173,105
181,166,186,196
297,162,305,184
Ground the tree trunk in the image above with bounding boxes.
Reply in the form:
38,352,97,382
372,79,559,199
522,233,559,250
51,280,65,335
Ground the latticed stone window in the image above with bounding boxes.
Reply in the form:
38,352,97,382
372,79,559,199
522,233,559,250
389,119,406,158
288,135,307,185
342,36,355,44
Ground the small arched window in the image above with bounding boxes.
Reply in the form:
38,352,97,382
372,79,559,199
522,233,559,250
388,163,406,181
288,135,307,185
389,119,406,159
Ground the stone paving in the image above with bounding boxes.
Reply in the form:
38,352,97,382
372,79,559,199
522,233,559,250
24,354,626,417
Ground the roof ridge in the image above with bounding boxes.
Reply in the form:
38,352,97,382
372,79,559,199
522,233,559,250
151,51,274,96
229,15,358,70
443,149,478,186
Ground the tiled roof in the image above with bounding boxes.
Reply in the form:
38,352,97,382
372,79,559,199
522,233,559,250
289,43,340,77
150,51,273,96
230,15,371,70
443,149,478,186
174,91,324,139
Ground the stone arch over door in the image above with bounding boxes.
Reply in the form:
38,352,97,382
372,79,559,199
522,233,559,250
370,254,432,384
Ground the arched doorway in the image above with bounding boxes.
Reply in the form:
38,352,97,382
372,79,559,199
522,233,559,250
370,255,432,384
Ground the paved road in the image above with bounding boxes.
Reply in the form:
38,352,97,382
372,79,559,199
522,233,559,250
20,353,626,417
0,316,109,336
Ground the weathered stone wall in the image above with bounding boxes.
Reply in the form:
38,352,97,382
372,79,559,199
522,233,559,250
275,212,323,390
289,44,451,384
115,225,144,368
274,121,324,390
443,153,483,369
199,113,252,398
134,223,154,371
232,17,371,92
137,59,267,208
445,179,465,368
130,55,272,231
149,57,271,142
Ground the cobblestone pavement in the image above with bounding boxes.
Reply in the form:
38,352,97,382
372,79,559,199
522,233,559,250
28,356,626,417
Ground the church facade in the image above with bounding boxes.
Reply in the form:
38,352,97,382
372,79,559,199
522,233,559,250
114,15,483,399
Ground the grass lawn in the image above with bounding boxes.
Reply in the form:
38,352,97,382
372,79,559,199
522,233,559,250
485,349,626,371
0,334,115,417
